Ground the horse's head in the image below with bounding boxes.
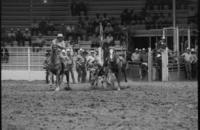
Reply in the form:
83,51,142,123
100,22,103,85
52,44,58,53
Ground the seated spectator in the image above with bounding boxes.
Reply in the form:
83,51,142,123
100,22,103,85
15,28,24,46
70,0,78,16
23,28,31,46
145,13,153,29
187,6,197,24
104,23,114,35
31,20,39,36
33,33,46,52
7,28,16,46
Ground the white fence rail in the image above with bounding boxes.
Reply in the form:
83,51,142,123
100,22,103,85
1,47,50,71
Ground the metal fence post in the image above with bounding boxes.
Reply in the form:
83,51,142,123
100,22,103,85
28,47,31,81
148,47,152,82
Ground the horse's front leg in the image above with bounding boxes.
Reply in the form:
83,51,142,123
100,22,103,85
114,72,121,91
55,73,60,91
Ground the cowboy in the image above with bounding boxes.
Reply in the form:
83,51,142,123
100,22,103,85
76,48,87,83
52,33,66,51
181,48,192,80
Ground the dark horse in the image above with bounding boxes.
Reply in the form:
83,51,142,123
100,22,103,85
47,44,69,91
104,49,128,90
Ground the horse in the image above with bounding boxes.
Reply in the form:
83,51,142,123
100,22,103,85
104,49,128,90
47,44,68,91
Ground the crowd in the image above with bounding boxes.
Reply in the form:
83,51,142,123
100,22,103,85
130,38,198,81
2,27,31,46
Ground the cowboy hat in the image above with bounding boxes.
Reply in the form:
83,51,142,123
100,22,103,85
66,48,71,52
57,33,63,37
191,48,195,52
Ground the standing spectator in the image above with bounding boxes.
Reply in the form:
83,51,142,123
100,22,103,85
7,28,16,46
190,48,197,80
181,48,192,80
78,0,87,16
15,28,24,46
70,0,78,16
131,48,141,63
31,20,39,36
39,18,47,35
23,28,31,46
1,45,9,63
120,9,128,25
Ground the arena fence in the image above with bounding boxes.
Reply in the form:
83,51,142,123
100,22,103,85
1,47,187,81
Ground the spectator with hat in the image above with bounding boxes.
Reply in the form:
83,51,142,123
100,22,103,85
131,48,141,64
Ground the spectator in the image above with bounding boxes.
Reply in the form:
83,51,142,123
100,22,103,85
7,28,16,46
102,13,110,27
131,48,141,63
78,0,87,16
31,20,39,36
70,0,78,16
23,28,31,46
15,28,24,46
47,20,55,35
1,46,9,63
39,18,48,35
190,48,197,79
120,9,128,25
94,13,101,28
181,48,192,80
91,33,100,47
104,23,114,35
33,33,46,52
127,9,134,25
105,33,114,46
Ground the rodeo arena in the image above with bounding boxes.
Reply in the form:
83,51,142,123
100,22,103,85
1,0,199,129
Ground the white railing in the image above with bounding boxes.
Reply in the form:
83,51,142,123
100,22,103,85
1,47,51,71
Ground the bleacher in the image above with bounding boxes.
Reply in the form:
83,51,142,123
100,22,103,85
2,0,197,29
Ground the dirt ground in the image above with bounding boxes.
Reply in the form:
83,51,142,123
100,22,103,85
1,80,198,130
